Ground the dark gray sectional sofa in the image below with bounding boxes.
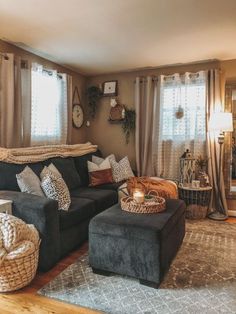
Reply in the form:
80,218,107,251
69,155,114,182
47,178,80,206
0,151,121,271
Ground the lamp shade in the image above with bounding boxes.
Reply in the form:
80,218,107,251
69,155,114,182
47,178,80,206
209,112,233,132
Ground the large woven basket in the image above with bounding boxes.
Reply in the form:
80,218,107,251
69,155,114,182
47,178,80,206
121,191,166,214
0,242,40,292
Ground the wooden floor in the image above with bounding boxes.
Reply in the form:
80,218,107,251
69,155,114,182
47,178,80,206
0,243,100,314
0,218,236,314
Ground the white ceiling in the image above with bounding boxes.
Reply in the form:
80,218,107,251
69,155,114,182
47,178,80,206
0,0,236,76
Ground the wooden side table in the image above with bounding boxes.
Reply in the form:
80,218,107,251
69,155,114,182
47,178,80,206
0,200,12,215
178,186,212,219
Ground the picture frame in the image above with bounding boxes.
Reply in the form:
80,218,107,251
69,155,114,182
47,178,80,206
102,80,118,97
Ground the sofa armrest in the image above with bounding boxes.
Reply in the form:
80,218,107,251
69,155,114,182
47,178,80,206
0,190,60,271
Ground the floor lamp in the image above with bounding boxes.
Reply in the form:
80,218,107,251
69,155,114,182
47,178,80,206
208,112,233,221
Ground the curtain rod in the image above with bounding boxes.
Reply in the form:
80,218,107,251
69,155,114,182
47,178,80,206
133,69,220,83
42,68,63,79
134,73,200,83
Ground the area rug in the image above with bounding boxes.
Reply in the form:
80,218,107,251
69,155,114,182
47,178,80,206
38,220,236,314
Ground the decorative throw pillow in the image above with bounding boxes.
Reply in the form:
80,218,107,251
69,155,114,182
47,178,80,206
41,173,71,211
92,154,115,166
16,166,45,197
43,157,81,190
87,158,113,186
110,156,134,182
40,163,62,180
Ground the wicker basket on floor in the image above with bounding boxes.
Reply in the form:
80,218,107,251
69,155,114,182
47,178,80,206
0,213,40,292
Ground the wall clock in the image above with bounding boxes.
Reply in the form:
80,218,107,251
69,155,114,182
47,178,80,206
72,104,84,128
72,86,83,128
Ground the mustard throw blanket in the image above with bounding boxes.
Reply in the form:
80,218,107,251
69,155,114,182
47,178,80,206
0,142,98,164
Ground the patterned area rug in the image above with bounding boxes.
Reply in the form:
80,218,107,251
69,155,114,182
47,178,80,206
38,220,236,314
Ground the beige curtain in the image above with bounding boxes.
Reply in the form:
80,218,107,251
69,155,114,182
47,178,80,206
66,75,73,144
135,76,157,176
206,69,228,216
0,53,30,148
21,64,31,147
0,54,15,147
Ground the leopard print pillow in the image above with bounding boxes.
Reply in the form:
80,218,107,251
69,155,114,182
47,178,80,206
110,156,134,182
41,173,71,211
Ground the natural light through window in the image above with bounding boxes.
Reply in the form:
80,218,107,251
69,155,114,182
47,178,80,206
31,64,67,145
162,83,206,140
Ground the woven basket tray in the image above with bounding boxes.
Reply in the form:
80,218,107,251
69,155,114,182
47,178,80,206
121,191,166,214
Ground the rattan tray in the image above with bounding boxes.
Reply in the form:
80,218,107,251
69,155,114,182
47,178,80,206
121,192,166,214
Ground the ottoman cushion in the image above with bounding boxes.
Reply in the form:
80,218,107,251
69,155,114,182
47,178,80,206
90,199,185,242
89,199,186,287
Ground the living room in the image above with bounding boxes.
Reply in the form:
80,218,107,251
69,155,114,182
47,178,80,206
0,1,235,313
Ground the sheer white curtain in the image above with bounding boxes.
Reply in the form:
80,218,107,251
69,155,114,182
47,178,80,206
153,71,207,180
31,63,68,145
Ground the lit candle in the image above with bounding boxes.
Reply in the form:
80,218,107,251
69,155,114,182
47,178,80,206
133,190,144,204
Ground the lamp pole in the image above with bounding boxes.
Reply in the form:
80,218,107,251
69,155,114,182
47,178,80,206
208,132,227,220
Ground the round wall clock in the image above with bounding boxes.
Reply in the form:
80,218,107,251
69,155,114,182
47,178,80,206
72,104,84,128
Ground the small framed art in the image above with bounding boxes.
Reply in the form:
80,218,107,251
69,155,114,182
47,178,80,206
102,80,118,97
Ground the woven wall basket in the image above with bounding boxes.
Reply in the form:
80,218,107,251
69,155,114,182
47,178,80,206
121,191,166,214
0,242,40,292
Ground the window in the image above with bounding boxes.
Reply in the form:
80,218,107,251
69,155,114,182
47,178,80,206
162,82,206,140
154,71,206,180
31,64,68,145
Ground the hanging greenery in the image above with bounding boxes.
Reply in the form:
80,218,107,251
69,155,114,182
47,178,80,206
122,107,136,144
86,86,103,118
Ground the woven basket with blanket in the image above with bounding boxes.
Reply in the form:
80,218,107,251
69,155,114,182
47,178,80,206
0,213,40,292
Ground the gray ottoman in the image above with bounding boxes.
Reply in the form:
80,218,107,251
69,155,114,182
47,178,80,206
89,199,186,288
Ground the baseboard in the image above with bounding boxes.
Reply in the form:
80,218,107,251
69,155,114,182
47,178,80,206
228,210,236,217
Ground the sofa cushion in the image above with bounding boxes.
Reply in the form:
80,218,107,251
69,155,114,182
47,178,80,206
59,197,96,230
73,150,102,186
93,182,124,191
0,161,44,191
43,157,81,190
70,187,118,212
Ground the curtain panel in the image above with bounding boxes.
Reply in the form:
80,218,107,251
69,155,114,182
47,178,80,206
135,76,157,176
66,75,73,144
206,69,228,216
0,53,30,148
153,71,207,181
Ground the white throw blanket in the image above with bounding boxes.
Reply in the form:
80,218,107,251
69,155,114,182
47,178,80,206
0,214,39,266
0,142,98,164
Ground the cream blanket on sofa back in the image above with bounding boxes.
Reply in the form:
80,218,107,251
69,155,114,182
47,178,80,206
0,142,98,164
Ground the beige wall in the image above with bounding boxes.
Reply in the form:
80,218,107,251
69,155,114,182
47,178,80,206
0,39,88,144
86,61,220,169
